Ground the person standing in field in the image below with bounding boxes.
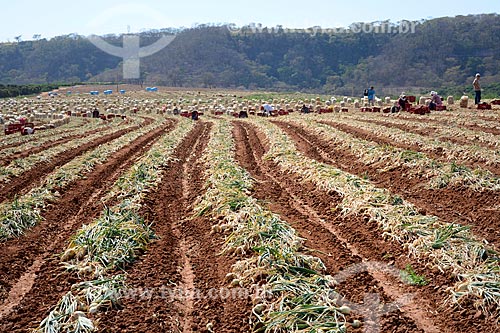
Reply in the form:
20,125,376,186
473,73,481,105
367,86,375,106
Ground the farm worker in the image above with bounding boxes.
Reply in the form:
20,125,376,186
398,94,408,111
367,86,376,106
239,109,248,118
263,103,274,116
92,107,100,118
473,73,481,105
429,91,443,110
301,104,310,114
191,109,199,121
22,127,34,135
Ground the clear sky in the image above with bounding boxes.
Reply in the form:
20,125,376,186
1,0,499,42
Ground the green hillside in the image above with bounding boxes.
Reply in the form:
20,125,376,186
0,14,499,96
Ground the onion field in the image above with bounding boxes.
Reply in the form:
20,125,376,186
0,88,499,333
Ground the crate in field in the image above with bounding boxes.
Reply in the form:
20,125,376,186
436,105,447,111
372,107,381,113
409,106,429,115
491,99,500,105
341,108,349,112
4,122,35,135
408,96,416,103
477,103,492,110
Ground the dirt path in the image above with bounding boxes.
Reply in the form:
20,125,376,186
0,120,175,330
0,117,153,203
273,120,500,246
96,121,251,333
232,121,497,333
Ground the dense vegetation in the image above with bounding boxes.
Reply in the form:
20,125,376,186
0,83,68,98
0,14,499,96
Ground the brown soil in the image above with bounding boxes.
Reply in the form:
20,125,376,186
0,119,92,151
0,117,153,203
0,119,175,330
0,126,109,167
318,120,500,176
273,120,500,246
96,121,252,333
389,115,500,136
232,120,498,333
357,118,499,151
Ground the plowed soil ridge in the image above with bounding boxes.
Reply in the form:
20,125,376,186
0,126,109,167
0,120,93,151
319,120,500,176
0,117,153,203
382,115,500,136
232,121,497,333
0,119,175,331
273,120,500,246
96,121,251,333
355,118,499,151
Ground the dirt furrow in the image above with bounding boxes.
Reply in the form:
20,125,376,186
355,118,499,151
273,120,500,246
0,120,93,151
0,126,109,167
319,120,500,176
0,120,175,330
96,121,251,333
0,117,153,203
233,121,430,333
381,115,500,136
233,121,497,333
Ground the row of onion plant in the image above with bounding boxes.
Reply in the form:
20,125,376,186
0,118,170,242
194,118,350,332
32,117,195,333
0,118,110,159
343,112,500,148
249,117,500,315
316,115,500,168
0,117,91,148
0,117,144,183
278,116,500,191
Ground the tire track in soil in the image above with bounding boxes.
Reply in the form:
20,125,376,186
319,120,500,176
273,120,500,246
0,117,153,204
240,120,497,333
355,118,500,151
233,121,431,333
96,121,251,333
0,119,176,330
0,126,110,167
